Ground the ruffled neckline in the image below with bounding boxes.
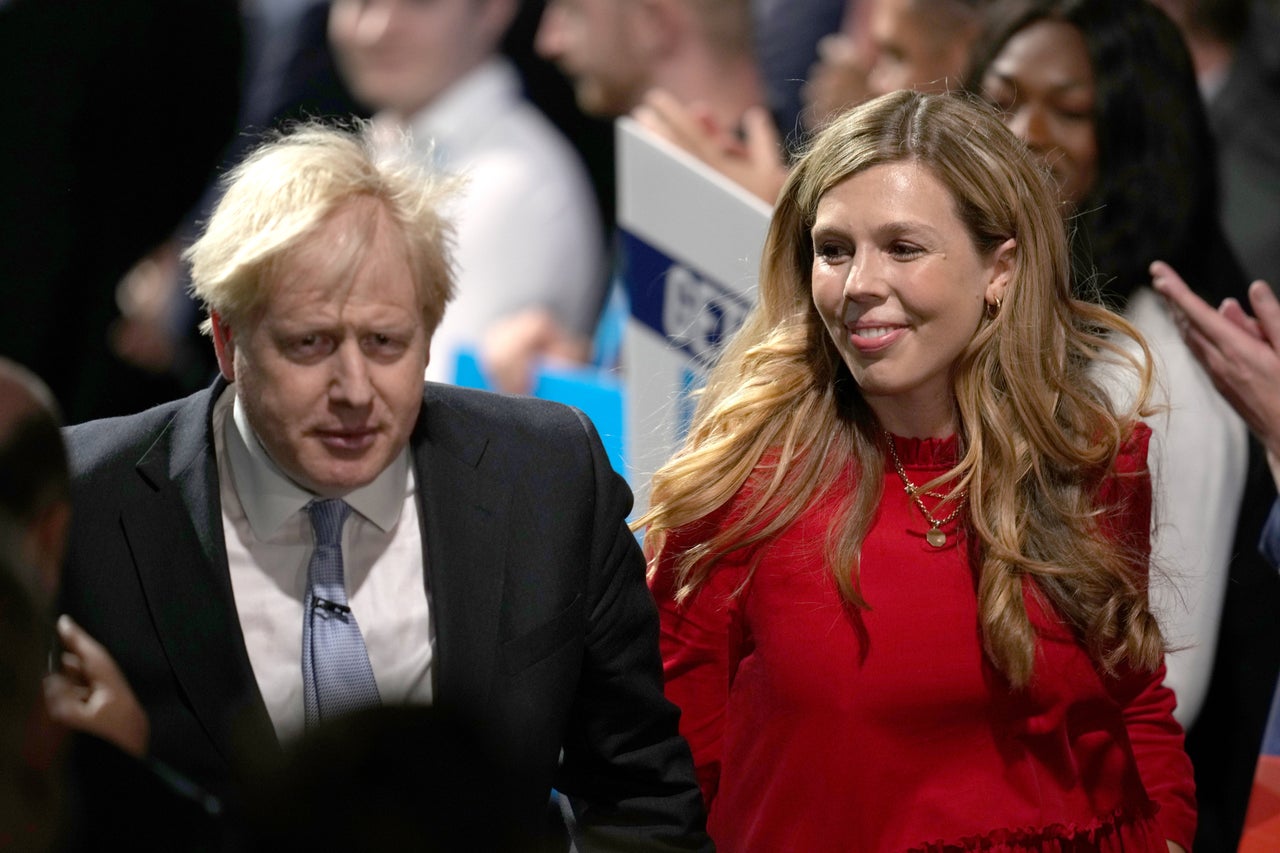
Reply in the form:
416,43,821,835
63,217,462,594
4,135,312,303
884,432,959,469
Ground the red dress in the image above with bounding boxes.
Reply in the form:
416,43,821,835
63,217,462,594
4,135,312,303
650,426,1196,852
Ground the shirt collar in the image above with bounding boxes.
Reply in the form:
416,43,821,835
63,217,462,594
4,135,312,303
222,391,412,539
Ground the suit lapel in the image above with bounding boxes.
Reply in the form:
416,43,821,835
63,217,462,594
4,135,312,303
412,390,512,714
126,382,278,763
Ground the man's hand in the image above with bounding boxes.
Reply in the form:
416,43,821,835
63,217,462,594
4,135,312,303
44,614,150,759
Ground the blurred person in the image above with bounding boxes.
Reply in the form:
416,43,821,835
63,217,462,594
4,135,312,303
0,358,223,850
1148,0,1280,291
750,0,846,139
641,89,1194,851
802,0,988,132
537,0,766,128
537,0,786,202
967,0,1250,731
236,705,535,852
57,123,711,850
329,0,605,394
0,523,56,851
641,0,992,203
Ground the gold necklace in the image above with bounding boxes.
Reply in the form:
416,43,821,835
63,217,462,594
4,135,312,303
884,432,966,548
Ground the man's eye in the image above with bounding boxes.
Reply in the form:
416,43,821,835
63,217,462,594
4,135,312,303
363,333,408,357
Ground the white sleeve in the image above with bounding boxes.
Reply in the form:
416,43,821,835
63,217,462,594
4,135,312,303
1127,288,1248,729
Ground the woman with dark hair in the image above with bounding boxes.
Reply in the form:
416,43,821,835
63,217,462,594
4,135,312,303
642,89,1195,851
966,0,1250,733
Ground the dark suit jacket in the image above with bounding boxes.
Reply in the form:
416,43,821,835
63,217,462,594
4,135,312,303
59,379,710,850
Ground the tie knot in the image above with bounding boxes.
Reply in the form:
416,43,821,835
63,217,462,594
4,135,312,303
307,499,352,547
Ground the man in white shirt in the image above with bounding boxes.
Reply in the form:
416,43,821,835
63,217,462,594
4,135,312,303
329,0,606,394
58,123,710,849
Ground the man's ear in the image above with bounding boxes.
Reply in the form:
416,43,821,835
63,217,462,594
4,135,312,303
210,312,236,382
634,0,681,59
985,237,1017,308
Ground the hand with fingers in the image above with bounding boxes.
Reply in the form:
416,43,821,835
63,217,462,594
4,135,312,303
44,614,150,759
633,88,790,206
1150,260,1280,485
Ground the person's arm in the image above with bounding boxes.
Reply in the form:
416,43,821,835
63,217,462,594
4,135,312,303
554,410,712,851
1099,424,1197,851
647,521,750,813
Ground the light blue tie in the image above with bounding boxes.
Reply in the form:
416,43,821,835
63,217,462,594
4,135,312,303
301,499,380,730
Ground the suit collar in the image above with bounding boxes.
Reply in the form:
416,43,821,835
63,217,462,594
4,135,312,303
130,378,279,765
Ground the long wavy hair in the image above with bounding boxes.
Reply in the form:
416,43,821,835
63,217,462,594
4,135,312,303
638,90,1161,686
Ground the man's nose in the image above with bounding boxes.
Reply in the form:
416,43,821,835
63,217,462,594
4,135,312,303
330,342,374,407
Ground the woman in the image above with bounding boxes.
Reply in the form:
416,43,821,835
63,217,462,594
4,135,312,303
964,0,1249,734
640,90,1195,851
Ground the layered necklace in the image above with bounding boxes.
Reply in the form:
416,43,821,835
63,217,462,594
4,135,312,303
883,431,967,548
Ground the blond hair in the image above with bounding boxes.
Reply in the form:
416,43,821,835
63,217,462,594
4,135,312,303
186,121,457,336
639,90,1160,686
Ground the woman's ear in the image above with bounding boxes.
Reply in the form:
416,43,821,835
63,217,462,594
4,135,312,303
985,237,1017,308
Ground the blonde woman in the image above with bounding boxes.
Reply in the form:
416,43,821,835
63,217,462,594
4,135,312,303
640,90,1195,851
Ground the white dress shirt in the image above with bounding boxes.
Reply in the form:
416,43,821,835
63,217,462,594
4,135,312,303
375,57,605,384
213,387,434,743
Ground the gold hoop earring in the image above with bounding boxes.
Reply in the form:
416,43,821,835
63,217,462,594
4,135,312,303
986,296,1003,318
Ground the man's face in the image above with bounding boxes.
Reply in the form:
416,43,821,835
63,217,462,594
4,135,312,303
329,0,505,120
535,0,650,116
213,200,429,498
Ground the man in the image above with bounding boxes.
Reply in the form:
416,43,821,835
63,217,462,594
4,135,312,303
57,124,710,849
327,0,605,394
537,0,766,130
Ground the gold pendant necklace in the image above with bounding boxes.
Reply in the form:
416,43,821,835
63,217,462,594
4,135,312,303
884,431,966,548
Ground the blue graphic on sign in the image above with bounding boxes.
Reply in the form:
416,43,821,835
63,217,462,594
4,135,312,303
620,230,753,367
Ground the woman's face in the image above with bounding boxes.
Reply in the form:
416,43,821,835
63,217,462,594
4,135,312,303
809,162,1014,438
979,19,1098,209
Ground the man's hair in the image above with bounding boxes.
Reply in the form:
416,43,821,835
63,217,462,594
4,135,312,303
186,121,459,337
0,359,68,526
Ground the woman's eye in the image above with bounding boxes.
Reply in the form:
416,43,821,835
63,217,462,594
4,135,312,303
889,242,922,259
816,242,849,262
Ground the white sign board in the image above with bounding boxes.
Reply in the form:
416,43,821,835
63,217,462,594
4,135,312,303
615,118,773,507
